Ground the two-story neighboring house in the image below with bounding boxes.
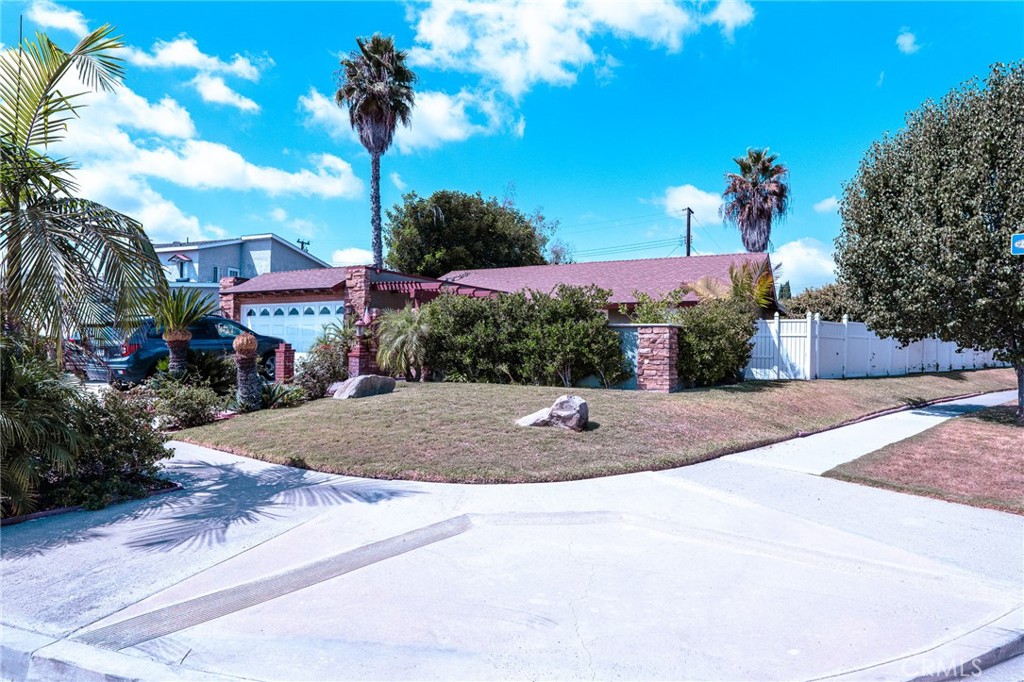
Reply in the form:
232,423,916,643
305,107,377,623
154,233,331,304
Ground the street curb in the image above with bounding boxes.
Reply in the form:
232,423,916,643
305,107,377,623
819,606,1024,681
793,389,1007,438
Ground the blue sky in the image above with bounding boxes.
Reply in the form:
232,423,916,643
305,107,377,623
3,1,1021,292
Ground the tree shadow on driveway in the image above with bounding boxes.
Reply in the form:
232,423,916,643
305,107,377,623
1,460,419,560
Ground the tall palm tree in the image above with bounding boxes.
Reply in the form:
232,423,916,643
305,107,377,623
0,27,165,355
144,287,216,376
335,34,416,269
720,148,790,253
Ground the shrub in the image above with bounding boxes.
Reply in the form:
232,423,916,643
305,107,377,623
784,282,862,321
423,285,629,387
676,299,757,388
41,391,171,510
155,350,235,396
150,378,224,429
295,341,349,399
1,333,84,516
261,383,306,409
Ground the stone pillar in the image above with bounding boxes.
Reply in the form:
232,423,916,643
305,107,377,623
636,325,680,392
219,276,248,321
346,338,380,377
275,343,295,384
345,266,372,318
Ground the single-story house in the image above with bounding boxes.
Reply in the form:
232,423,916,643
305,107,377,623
441,253,777,322
218,253,777,351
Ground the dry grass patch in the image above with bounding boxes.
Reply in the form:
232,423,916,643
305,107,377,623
825,403,1024,515
178,368,1016,483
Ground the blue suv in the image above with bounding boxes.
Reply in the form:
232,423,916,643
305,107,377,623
93,316,286,385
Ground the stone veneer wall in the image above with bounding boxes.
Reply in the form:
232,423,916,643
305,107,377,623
635,325,680,392
345,267,371,317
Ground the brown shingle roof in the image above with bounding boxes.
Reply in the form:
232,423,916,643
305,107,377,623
224,267,350,294
440,253,771,305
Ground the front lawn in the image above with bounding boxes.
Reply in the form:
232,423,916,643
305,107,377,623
177,368,1016,483
825,402,1023,515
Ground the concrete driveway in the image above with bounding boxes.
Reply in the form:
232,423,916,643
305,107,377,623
2,390,1021,681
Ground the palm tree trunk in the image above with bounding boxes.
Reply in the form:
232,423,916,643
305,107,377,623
166,338,190,376
370,152,382,269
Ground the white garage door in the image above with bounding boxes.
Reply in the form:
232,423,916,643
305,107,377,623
240,301,345,353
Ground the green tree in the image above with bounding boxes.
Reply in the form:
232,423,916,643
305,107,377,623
835,62,1024,423
0,27,165,352
144,287,217,376
721,148,791,253
335,34,416,269
384,190,549,277
778,281,792,300
784,282,861,321
375,305,429,381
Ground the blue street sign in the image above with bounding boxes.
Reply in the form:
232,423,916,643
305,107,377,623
1013,234,1024,256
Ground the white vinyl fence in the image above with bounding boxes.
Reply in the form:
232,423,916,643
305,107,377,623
745,312,1007,381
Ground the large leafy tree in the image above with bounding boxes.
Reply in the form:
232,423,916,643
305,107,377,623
0,27,165,350
721,148,791,252
836,62,1024,424
335,34,416,269
384,190,549,277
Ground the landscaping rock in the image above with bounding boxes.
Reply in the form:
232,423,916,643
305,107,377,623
516,394,589,431
332,375,396,400
325,381,347,398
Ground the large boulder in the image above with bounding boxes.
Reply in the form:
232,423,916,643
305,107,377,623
516,394,589,432
332,375,396,400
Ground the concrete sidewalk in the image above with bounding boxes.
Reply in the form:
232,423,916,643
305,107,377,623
2,390,1021,681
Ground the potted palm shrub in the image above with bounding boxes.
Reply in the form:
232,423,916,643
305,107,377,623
144,288,217,376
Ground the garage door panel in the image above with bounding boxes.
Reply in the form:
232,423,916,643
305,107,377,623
240,301,344,353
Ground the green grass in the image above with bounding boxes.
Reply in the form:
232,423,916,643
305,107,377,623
825,402,1023,515
178,368,1017,484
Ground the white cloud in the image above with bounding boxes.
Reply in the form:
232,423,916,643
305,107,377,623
270,207,318,238
192,74,259,112
128,141,362,198
705,0,755,41
299,86,512,153
27,0,89,38
773,238,836,293
593,51,621,85
661,184,724,227
332,248,374,266
408,0,696,99
124,36,270,80
390,172,407,191
813,196,839,213
896,29,920,54
877,71,885,87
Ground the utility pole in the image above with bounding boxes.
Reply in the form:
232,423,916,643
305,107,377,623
684,207,694,256
297,239,310,252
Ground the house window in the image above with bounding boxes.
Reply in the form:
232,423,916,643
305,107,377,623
228,267,240,277
304,307,314,315
177,261,186,280
246,309,255,317
336,306,344,315
212,266,221,281
273,308,284,316
259,309,270,316
288,308,299,316
320,306,331,315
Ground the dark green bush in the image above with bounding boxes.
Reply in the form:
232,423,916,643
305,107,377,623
41,391,171,510
149,378,224,429
676,299,757,388
155,349,235,396
295,341,349,398
261,382,306,409
423,285,628,387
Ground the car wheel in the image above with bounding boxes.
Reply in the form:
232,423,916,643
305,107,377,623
261,353,276,380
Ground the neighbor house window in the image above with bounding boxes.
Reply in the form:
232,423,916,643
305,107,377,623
212,266,221,281
228,267,240,277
